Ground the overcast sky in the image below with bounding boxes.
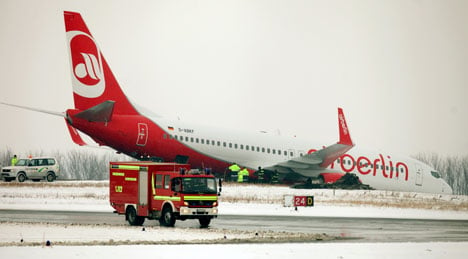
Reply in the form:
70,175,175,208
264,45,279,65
1,0,467,158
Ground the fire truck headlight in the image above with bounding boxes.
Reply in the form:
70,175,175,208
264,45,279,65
181,207,190,214
212,208,218,214
184,202,189,206
212,201,217,207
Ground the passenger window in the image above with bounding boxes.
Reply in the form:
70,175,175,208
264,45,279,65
217,141,220,146
272,149,276,154
196,138,199,143
262,148,265,153
48,159,55,165
229,143,232,148
284,151,287,156
223,142,226,147
163,134,167,139
234,144,238,149
246,145,249,151
185,136,189,141
201,139,204,144
240,144,244,150
191,137,194,142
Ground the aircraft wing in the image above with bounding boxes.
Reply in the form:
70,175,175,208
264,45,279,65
264,108,354,179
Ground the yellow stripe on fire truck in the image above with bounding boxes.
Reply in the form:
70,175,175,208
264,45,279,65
153,195,181,201
184,196,217,201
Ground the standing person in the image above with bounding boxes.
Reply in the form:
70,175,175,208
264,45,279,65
237,168,249,183
228,163,240,182
271,170,280,184
257,166,265,183
11,155,18,166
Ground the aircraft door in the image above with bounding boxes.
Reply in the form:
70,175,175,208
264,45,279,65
136,123,148,146
415,164,423,186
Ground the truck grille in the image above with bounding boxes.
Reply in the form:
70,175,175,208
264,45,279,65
187,200,214,207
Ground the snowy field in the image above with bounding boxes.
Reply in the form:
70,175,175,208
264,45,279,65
1,181,468,258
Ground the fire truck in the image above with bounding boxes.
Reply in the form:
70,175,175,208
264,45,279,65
109,162,220,227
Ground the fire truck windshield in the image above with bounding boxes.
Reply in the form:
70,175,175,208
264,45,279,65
179,177,217,194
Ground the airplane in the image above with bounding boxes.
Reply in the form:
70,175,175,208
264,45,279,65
1,11,452,195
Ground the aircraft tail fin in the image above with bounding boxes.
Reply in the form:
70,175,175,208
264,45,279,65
64,11,138,115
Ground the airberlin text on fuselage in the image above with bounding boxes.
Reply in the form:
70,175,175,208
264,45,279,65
308,149,409,181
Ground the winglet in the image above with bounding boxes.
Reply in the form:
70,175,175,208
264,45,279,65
65,119,87,146
337,108,353,146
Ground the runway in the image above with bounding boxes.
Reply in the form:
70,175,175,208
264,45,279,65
1,209,467,242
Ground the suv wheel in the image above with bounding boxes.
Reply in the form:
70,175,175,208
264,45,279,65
46,172,56,182
17,173,26,182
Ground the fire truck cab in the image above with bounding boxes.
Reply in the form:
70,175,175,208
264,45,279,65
109,162,220,227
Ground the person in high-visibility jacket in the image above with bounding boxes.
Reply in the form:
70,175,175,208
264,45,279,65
237,168,249,183
228,163,241,182
11,155,18,166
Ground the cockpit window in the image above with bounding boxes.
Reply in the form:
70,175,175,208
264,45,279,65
431,171,441,179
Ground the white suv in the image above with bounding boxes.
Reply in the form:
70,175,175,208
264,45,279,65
1,157,60,182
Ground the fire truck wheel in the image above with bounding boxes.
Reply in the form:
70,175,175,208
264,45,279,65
126,206,145,226
198,217,211,228
160,206,176,227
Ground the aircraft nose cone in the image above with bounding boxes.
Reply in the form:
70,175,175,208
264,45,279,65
443,182,453,195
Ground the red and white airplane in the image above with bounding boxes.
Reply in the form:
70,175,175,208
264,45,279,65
3,11,452,194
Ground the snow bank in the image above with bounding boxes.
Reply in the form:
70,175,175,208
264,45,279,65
1,242,467,259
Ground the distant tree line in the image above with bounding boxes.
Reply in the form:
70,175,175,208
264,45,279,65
1,148,467,195
414,153,468,195
0,147,134,180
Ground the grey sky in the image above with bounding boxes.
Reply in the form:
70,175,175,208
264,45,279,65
1,0,467,158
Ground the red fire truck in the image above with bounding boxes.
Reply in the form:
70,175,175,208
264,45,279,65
109,162,220,227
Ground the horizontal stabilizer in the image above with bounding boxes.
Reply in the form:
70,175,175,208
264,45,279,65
75,100,115,122
1,102,65,117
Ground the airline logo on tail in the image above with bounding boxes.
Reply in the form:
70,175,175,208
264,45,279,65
67,31,105,98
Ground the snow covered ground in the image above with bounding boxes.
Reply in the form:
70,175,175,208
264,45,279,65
1,181,468,258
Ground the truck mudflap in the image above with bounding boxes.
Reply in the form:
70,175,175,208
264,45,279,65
179,206,218,217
